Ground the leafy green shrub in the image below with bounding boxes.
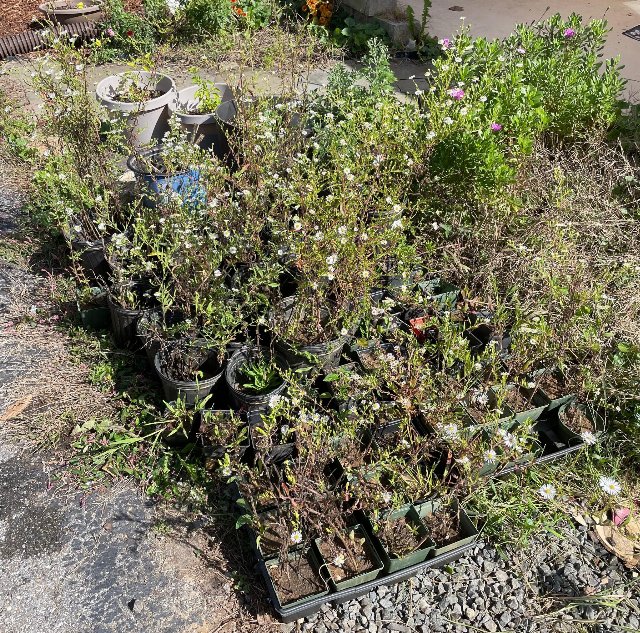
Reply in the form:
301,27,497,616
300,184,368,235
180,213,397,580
420,13,623,207
330,14,389,54
178,0,233,38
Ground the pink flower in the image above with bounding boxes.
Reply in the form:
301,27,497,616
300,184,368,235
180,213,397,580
563,28,576,38
516,47,526,54
490,122,502,132
106,28,115,37
448,88,465,100
440,38,451,50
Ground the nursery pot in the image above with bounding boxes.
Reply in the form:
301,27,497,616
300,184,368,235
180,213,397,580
127,147,206,208
315,524,383,590
367,505,434,573
272,297,348,373
154,341,224,407
107,294,144,347
198,409,249,464
96,71,176,148
70,237,109,277
39,0,103,24
77,286,109,330
175,84,237,157
413,499,478,558
262,547,329,610
224,346,287,410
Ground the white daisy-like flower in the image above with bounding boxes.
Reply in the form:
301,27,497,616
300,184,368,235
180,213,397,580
382,491,392,504
581,431,597,445
290,530,303,545
221,466,232,477
442,423,459,440
484,449,498,464
538,483,556,500
333,553,345,568
293,221,302,231
599,476,621,496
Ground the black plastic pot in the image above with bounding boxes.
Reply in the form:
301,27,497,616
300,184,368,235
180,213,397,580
154,342,225,407
198,409,250,464
71,237,109,277
273,297,348,373
107,295,144,346
247,409,297,465
224,346,287,411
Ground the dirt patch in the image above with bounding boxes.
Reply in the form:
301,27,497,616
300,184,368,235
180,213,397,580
0,0,144,37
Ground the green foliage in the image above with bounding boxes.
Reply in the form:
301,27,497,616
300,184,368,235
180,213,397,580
330,15,389,54
239,358,282,394
0,91,36,163
178,0,232,38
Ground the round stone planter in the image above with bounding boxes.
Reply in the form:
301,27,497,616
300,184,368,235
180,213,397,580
39,1,104,25
96,71,176,148
175,84,236,157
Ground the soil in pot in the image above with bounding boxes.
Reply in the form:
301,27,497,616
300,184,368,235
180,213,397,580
268,550,326,606
422,505,459,547
560,404,594,433
317,528,378,584
158,343,222,383
537,372,569,399
500,387,529,413
379,514,429,559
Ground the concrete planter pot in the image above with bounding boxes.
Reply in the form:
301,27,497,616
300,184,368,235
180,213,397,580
175,84,237,157
96,71,176,148
39,1,103,25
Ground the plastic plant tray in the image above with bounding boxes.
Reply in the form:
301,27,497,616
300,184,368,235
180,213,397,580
258,539,477,623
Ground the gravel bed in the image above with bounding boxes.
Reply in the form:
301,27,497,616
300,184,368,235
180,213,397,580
286,525,638,633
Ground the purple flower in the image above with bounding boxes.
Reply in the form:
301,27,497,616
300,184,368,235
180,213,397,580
516,47,526,54
448,88,465,101
490,122,502,132
563,28,576,38
440,38,451,50
106,27,115,37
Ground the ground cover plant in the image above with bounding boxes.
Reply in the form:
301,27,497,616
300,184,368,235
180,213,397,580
1,10,640,619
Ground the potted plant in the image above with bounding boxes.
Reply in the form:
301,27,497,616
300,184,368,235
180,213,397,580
107,281,151,346
270,295,350,373
522,368,576,412
557,401,600,438
39,0,103,25
315,524,383,590
262,547,329,610
224,346,287,410
248,407,297,465
367,504,434,573
491,383,547,424
154,338,226,406
76,285,110,330
126,145,206,208
198,408,249,467
160,396,210,447
96,70,176,147
175,72,236,155
413,498,478,557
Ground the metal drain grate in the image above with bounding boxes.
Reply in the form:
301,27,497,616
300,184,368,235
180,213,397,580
623,25,640,41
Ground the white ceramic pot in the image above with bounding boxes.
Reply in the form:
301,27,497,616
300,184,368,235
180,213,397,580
96,71,176,148
175,83,236,156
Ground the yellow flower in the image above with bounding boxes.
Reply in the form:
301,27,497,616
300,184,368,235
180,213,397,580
76,2,85,7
